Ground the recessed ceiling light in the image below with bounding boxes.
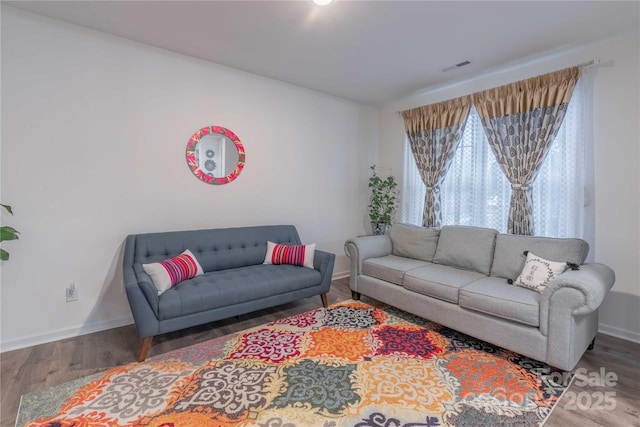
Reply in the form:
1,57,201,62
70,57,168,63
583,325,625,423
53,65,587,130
313,0,333,5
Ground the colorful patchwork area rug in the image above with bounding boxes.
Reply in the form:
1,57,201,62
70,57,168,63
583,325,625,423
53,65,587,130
17,300,569,427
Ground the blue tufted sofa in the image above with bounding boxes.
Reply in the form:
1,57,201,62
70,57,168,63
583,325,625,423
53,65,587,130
123,224,335,361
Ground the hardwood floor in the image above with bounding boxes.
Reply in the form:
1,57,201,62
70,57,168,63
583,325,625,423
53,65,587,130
2,277,638,427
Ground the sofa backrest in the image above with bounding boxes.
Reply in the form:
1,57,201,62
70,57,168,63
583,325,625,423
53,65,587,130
490,234,589,280
432,225,498,275
127,225,302,273
390,223,440,262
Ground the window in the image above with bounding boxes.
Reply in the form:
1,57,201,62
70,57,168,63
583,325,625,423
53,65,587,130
400,74,593,241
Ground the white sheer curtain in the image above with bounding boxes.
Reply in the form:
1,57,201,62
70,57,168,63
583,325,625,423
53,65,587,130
400,70,594,246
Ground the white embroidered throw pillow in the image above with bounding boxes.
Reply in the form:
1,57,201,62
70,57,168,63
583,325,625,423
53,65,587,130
514,252,567,293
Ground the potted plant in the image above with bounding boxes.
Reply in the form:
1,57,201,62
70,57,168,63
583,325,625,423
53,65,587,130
1,204,19,261
368,165,399,235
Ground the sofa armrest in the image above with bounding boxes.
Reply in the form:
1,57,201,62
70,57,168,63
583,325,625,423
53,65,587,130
539,263,615,336
123,235,161,339
124,268,159,315
123,235,160,313
124,279,161,339
313,249,336,294
344,235,392,275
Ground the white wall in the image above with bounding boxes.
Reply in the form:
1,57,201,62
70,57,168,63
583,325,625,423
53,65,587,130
0,7,378,351
379,30,640,343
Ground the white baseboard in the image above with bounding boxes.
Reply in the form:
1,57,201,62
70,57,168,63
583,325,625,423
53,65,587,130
332,270,350,280
598,322,640,344
0,315,134,353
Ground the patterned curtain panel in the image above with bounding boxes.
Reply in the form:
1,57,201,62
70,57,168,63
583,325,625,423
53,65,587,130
472,67,580,235
401,96,472,227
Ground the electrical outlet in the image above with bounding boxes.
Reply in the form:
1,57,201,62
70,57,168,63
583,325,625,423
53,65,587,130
66,282,79,302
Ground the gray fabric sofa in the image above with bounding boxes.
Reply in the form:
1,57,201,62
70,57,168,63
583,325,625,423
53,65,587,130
123,224,335,361
345,223,615,371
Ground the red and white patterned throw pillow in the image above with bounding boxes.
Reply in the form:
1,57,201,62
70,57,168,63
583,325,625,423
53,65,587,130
263,241,316,269
143,249,203,295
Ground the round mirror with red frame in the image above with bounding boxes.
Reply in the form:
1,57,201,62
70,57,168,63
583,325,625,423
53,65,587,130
186,126,245,185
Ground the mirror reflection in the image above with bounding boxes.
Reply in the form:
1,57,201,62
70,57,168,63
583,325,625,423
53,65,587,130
196,134,239,178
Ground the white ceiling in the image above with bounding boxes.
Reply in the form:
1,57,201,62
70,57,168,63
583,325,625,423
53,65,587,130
5,0,640,106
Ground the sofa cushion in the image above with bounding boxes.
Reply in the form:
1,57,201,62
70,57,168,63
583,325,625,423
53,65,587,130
390,223,440,262
490,233,588,280
132,225,303,273
157,264,321,320
404,264,486,303
432,225,498,275
459,277,541,327
362,255,431,286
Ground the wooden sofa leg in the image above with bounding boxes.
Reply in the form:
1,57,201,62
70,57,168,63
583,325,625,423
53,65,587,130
587,337,596,351
138,337,153,362
320,293,328,308
351,291,361,300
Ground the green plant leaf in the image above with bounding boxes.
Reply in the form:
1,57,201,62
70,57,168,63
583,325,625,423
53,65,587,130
1,204,13,215
1,226,19,242
1,204,18,261
367,166,399,225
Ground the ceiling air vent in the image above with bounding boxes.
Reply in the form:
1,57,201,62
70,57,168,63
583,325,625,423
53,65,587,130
441,60,472,72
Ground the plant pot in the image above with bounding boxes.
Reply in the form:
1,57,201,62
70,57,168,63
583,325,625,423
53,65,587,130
371,222,387,236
